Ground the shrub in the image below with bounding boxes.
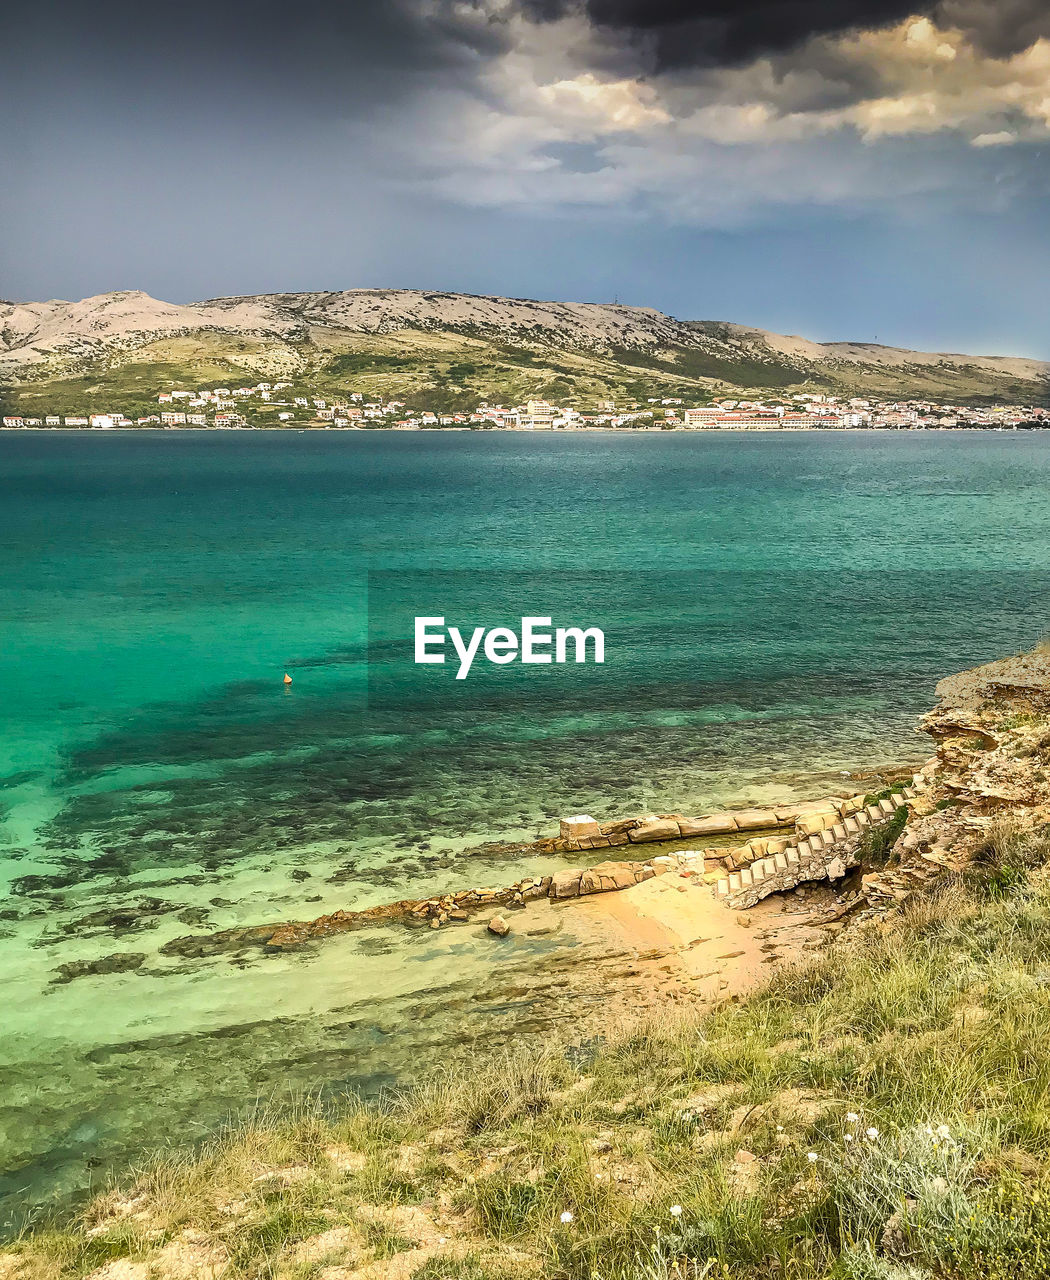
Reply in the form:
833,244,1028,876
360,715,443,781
931,1180,1050,1279
831,1121,977,1252
829,1122,1050,1280
859,807,909,865
969,820,1050,898
863,788,899,807
839,1244,932,1279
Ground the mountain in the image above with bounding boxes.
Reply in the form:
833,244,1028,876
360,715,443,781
1,289,1046,413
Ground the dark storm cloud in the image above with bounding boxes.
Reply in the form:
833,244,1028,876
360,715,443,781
5,0,1046,103
516,0,937,68
937,0,1050,56
515,0,1050,69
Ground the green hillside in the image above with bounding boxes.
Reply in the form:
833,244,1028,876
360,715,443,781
3,320,1047,420
2,328,802,420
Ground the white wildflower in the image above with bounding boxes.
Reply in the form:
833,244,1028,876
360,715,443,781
846,1112,860,1123
936,1124,951,1140
844,1133,854,1143
807,1152,819,1163
560,1211,574,1224
865,1127,879,1141
670,1205,683,1217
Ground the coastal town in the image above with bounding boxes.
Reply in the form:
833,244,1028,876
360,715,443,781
3,382,1048,431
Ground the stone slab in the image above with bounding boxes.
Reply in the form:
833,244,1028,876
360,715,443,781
732,808,781,831
678,814,738,837
628,818,682,843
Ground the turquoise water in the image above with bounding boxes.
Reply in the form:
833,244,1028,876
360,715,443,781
1,428,1049,1224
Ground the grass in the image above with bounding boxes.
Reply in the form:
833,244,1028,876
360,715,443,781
859,808,910,865
862,789,899,806
7,825,1050,1279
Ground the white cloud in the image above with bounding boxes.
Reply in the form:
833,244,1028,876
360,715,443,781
824,21,1050,142
536,74,670,132
972,130,1018,145
904,16,958,60
346,5,1050,225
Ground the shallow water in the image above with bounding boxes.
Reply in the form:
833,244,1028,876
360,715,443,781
1,428,1048,1224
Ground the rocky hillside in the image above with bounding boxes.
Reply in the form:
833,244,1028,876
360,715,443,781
1,288,1046,406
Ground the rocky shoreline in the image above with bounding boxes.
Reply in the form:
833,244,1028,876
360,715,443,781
155,780,911,956
156,646,1050,969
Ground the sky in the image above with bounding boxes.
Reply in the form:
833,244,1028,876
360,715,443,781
1,0,1048,354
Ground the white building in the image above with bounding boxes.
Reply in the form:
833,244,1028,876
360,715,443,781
682,407,723,427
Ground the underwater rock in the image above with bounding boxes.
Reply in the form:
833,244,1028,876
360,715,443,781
488,914,511,936
176,906,211,926
264,899,422,950
11,872,81,896
68,897,177,936
160,924,285,958
52,952,146,984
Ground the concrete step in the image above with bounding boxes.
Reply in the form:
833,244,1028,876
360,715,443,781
710,784,914,905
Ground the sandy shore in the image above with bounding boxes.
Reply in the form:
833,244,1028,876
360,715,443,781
571,867,845,1012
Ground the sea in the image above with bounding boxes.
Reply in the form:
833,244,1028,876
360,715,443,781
1,427,1048,1225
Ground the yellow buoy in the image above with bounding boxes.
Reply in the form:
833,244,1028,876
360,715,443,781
283,672,293,684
